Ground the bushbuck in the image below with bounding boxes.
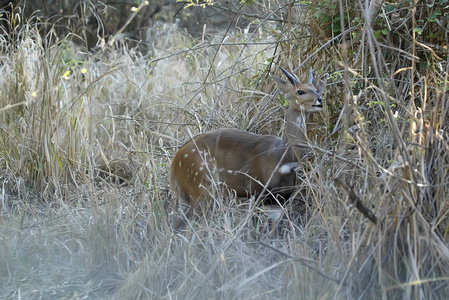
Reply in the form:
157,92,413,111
170,67,328,230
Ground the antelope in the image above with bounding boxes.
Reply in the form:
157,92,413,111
169,67,328,230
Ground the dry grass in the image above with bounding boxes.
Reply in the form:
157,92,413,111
0,1,448,299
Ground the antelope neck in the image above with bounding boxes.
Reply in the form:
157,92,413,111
284,106,309,145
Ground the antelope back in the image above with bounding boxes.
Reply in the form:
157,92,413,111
169,128,296,210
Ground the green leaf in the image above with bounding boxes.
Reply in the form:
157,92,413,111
332,23,341,33
374,30,381,39
385,4,396,12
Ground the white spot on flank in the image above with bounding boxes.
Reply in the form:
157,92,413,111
183,153,189,158
227,170,233,174
191,148,196,153
199,167,204,171
178,161,182,167
195,172,198,176
278,162,299,174
278,165,291,174
218,168,224,172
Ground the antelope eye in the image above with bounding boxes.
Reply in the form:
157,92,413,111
296,90,305,96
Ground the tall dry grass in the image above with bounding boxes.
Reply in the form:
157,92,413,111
0,0,448,299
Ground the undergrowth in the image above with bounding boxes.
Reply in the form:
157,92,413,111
0,0,448,299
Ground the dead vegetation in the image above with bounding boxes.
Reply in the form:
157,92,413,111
0,0,448,299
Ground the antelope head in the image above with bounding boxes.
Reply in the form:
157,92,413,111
271,67,329,141
272,67,328,113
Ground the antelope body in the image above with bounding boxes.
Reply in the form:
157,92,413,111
170,67,328,229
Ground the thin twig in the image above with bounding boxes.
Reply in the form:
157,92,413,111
204,5,287,131
259,241,341,284
335,178,378,224
108,1,149,46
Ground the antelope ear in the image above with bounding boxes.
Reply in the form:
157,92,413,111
271,75,292,95
308,67,314,84
317,73,329,96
